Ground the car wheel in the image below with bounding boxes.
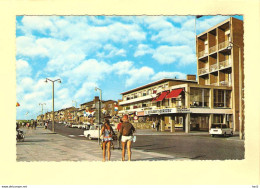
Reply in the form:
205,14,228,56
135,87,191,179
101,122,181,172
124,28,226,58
230,131,233,136
88,135,92,140
224,132,227,137
211,134,214,137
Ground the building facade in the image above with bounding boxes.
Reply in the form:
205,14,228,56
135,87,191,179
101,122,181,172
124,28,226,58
196,17,244,131
119,17,243,133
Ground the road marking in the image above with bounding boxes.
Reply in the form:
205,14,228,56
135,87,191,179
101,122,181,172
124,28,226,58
78,135,85,137
68,135,75,137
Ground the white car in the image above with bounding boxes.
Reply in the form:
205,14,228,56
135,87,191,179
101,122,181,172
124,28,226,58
84,124,117,140
84,125,101,140
209,124,233,137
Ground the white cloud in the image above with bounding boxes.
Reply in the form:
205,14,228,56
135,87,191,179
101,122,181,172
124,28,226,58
152,45,196,65
112,61,133,75
126,67,154,87
16,59,32,77
134,44,154,57
151,71,186,81
74,82,97,99
97,44,126,58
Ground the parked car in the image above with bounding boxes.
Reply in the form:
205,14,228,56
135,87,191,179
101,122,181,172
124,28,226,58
209,124,233,137
84,124,117,140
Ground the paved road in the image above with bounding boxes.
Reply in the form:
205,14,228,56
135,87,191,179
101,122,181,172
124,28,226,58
44,122,244,160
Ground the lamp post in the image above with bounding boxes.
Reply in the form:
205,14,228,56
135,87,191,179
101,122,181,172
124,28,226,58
39,103,46,126
72,100,77,123
95,87,102,145
45,78,61,133
227,42,243,140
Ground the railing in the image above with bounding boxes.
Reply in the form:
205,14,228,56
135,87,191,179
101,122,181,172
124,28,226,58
209,45,217,54
218,41,229,50
209,63,218,72
219,81,232,87
211,82,218,86
198,67,209,75
198,50,208,58
219,60,231,69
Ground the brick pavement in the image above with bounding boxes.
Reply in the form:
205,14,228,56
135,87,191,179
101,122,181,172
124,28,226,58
16,127,188,162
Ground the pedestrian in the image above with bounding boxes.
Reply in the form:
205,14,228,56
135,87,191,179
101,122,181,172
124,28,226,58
116,118,123,149
152,120,155,129
44,121,48,129
120,115,136,161
100,119,115,162
156,120,160,132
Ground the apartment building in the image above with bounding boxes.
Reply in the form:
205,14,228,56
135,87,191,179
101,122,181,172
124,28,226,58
119,76,234,132
196,17,244,131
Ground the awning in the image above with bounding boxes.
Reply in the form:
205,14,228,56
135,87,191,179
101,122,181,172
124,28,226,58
165,88,183,99
156,91,169,102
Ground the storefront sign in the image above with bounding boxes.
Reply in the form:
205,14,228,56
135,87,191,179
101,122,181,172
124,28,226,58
144,108,191,115
146,108,173,115
176,108,191,113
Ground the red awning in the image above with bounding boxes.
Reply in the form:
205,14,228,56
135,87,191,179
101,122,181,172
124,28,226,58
156,91,169,102
165,88,183,99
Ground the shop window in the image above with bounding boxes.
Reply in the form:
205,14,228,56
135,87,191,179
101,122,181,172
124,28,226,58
142,103,147,108
157,102,160,107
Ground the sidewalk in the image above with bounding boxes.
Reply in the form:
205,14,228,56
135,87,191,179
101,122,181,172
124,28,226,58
16,127,188,162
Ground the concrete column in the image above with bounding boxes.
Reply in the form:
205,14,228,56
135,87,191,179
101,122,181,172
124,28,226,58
209,114,213,130
160,116,165,132
170,116,175,133
185,85,190,108
185,113,190,133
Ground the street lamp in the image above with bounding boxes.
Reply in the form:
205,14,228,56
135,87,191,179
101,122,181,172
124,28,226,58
45,78,61,133
39,103,46,126
227,42,243,140
95,87,102,145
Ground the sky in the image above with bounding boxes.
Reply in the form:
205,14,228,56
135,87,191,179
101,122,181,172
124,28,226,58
16,15,243,120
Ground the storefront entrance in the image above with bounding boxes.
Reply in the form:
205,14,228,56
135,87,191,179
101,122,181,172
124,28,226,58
190,114,209,131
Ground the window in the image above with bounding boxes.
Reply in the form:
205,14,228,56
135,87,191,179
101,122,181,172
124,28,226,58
190,88,209,107
134,93,138,98
142,103,147,108
143,91,147,96
214,89,231,108
157,102,160,107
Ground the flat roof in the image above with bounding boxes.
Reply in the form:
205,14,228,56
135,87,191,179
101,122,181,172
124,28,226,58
120,78,197,95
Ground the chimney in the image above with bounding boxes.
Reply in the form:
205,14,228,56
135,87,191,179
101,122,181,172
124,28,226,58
187,74,196,81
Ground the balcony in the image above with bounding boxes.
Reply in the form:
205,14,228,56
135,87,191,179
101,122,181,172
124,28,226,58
209,45,217,54
119,94,156,105
209,63,218,72
198,67,209,75
219,81,232,87
198,50,208,58
218,41,229,50
211,82,218,86
219,60,231,69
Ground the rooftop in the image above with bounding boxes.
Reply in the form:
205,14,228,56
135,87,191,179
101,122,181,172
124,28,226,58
120,78,197,95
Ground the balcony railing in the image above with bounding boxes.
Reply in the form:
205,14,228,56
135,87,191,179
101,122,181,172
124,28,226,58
211,82,218,86
198,50,208,58
198,67,209,75
218,41,229,50
219,81,232,87
219,60,231,69
209,63,218,72
209,45,217,54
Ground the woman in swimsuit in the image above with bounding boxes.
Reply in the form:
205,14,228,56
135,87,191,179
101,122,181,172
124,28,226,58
100,119,114,162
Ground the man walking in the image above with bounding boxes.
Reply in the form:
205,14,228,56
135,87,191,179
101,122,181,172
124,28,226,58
120,115,135,161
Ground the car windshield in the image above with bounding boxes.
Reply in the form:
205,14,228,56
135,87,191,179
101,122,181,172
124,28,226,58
89,126,95,130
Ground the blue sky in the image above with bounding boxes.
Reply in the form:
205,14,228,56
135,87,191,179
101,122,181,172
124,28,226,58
16,15,243,120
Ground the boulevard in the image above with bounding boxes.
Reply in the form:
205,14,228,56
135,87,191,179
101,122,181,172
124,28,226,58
16,122,244,161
